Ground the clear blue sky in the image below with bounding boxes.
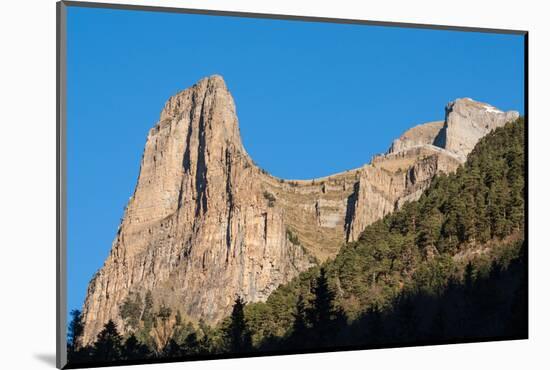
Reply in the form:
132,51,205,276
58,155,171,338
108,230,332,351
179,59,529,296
66,6,525,317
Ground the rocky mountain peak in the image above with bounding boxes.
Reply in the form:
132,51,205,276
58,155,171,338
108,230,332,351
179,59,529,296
389,97,520,162
158,74,244,154
435,97,520,161
160,75,228,118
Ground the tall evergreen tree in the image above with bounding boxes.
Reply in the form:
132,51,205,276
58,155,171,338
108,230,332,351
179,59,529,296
306,268,340,345
226,297,252,353
163,339,182,358
309,268,335,327
93,320,123,362
68,309,84,352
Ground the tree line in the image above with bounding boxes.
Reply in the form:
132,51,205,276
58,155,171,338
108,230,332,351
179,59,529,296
68,243,526,365
67,295,255,365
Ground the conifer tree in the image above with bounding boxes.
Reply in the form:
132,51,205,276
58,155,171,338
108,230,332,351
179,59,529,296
163,339,182,358
305,268,341,346
93,320,123,362
68,309,84,352
226,297,252,353
309,268,335,327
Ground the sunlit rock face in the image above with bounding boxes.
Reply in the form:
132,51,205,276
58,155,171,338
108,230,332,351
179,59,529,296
436,98,520,161
80,76,519,345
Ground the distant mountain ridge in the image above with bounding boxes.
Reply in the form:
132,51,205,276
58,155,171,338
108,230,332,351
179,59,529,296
80,75,519,345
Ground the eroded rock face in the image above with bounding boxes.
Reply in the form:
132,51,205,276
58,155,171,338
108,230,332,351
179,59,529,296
388,121,444,154
435,98,520,161
80,76,519,345
346,147,461,242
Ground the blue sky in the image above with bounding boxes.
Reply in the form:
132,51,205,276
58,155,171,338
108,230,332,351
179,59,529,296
66,6,525,317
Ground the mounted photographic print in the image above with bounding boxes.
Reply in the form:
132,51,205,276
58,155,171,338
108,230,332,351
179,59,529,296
56,1,528,368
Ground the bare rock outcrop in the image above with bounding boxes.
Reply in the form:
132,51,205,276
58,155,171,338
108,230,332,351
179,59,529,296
388,121,444,154
80,76,519,345
434,98,520,161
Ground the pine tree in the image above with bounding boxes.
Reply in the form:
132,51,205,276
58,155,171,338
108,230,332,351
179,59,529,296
309,268,335,327
93,320,123,362
163,339,182,358
416,208,442,256
226,297,252,353
68,309,84,352
306,268,339,345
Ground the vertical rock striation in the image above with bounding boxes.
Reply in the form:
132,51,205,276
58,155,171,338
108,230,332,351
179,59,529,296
80,77,519,345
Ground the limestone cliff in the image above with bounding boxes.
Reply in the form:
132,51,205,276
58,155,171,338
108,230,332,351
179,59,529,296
435,98,520,161
80,76,519,345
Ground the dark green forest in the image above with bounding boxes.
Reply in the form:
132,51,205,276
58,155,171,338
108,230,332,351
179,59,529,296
67,118,526,367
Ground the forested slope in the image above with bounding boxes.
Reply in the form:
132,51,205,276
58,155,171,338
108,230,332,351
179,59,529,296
244,118,526,347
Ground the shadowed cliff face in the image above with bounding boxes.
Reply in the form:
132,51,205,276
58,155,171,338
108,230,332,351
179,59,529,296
80,76,519,345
